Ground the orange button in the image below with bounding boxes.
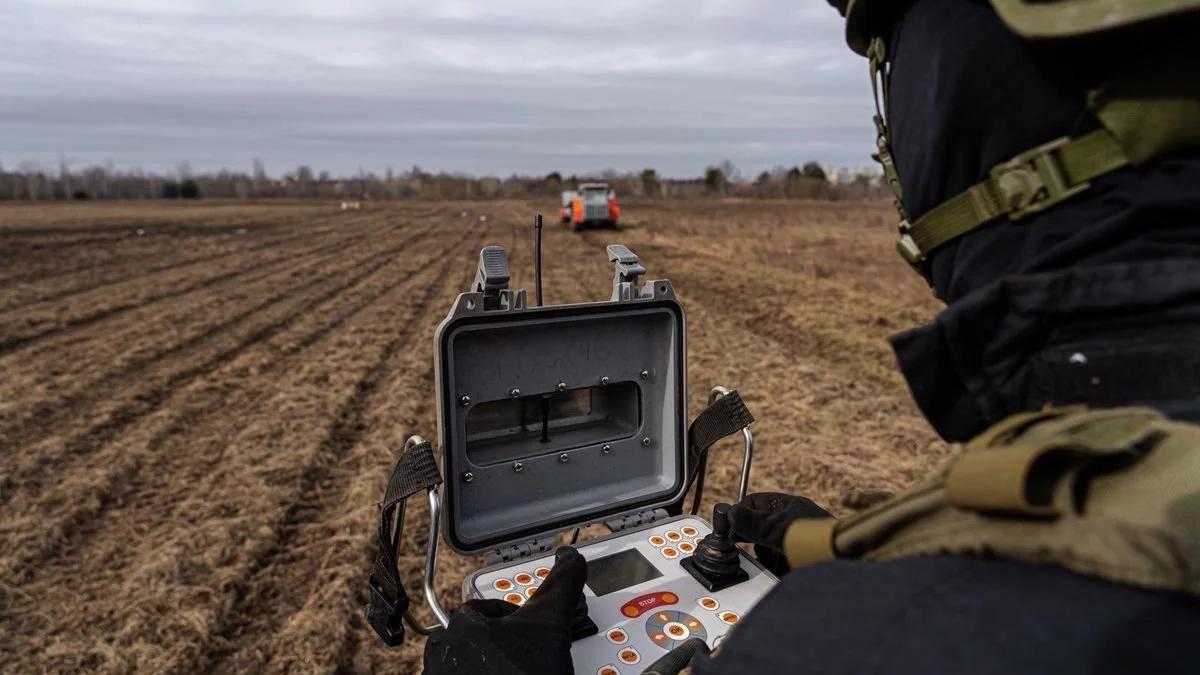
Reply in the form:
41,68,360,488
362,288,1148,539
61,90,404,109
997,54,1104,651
504,593,524,605
656,612,670,623
515,573,534,586
667,625,685,637
651,632,667,645
525,586,537,598
698,597,719,610
618,648,640,665
622,606,639,618
661,547,678,559
665,531,682,541
598,667,619,675
648,535,665,547
607,629,628,645
679,542,695,554
720,611,740,625
660,591,678,604
686,619,701,629
535,567,551,579
681,526,698,537
493,578,513,592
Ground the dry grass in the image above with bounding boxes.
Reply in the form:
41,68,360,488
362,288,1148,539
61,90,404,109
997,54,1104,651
0,199,947,674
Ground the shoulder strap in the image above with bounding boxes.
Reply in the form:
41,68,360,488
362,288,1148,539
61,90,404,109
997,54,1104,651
901,130,1128,267
365,437,442,646
679,390,755,515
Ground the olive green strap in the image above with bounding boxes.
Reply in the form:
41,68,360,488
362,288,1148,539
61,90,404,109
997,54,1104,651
900,129,1129,265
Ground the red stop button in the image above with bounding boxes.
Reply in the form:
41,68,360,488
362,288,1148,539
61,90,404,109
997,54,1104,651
619,591,679,618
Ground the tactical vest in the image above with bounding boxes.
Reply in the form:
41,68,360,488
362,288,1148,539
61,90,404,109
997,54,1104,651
846,0,1200,290
783,407,1200,596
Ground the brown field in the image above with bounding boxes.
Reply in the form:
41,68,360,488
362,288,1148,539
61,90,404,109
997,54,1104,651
0,199,948,674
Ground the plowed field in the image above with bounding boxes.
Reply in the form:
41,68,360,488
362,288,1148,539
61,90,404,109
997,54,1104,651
0,200,947,673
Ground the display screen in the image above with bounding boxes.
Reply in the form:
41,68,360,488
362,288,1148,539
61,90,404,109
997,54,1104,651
586,549,662,597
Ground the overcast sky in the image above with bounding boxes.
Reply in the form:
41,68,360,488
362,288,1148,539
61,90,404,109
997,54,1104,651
3,0,873,178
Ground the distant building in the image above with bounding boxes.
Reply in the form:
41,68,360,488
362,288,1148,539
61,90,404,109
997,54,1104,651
824,165,883,187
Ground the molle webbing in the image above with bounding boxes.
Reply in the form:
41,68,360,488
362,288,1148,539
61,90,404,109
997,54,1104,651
784,408,1200,596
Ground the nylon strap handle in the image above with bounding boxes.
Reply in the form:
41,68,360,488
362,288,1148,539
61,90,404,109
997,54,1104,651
365,437,442,647
905,129,1129,262
683,389,755,515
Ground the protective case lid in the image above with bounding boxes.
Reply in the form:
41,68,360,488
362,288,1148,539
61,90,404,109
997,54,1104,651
434,245,687,554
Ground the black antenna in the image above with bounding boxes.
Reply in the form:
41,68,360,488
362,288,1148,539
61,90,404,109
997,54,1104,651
533,213,544,307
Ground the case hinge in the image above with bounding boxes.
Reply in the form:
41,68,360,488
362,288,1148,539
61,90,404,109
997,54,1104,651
604,508,669,533
483,537,555,565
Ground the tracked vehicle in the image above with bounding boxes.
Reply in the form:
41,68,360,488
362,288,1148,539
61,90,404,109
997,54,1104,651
561,183,620,230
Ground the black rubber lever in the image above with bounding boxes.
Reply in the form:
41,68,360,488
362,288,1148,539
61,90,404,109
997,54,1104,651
680,503,749,592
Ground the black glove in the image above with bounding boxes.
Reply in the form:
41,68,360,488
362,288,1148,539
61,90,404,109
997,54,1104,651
727,492,832,576
641,637,711,675
423,546,586,675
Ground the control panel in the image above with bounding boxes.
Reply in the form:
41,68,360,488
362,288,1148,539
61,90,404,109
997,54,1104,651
465,515,776,674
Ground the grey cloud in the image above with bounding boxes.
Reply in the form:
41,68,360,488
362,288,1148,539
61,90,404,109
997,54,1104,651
2,0,875,177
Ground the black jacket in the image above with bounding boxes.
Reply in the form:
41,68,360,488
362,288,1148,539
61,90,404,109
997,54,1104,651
693,556,1199,675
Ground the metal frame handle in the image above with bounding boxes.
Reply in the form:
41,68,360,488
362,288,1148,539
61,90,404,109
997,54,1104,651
708,386,754,503
400,436,451,633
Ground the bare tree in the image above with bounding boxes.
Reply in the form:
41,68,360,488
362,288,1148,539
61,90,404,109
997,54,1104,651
253,158,267,198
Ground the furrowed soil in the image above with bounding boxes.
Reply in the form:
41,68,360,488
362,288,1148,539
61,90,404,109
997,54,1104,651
0,199,947,674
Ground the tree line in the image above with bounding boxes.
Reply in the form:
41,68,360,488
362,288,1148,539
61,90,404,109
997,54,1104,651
0,160,884,202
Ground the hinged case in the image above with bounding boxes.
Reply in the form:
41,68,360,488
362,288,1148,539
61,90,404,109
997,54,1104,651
434,247,687,555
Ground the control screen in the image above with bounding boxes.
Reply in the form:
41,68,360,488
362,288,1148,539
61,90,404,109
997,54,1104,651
586,549,662,597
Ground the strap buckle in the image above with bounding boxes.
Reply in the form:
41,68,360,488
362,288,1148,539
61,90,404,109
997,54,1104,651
990,136,1089,221
896,220,923,266
367,575,409,646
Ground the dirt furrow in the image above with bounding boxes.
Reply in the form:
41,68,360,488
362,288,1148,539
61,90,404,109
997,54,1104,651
0,221,328,312
0,217,443,502
0,212,389,352
0,215,413,452
0,207,322,291
0,223,473,582
0,206,445,310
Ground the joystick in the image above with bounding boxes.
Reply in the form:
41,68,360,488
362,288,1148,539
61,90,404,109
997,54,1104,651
680,503,749,592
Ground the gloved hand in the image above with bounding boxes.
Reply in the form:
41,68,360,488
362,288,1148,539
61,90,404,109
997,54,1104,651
423,546,587,675
727,492,832,576
641,637,711,675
